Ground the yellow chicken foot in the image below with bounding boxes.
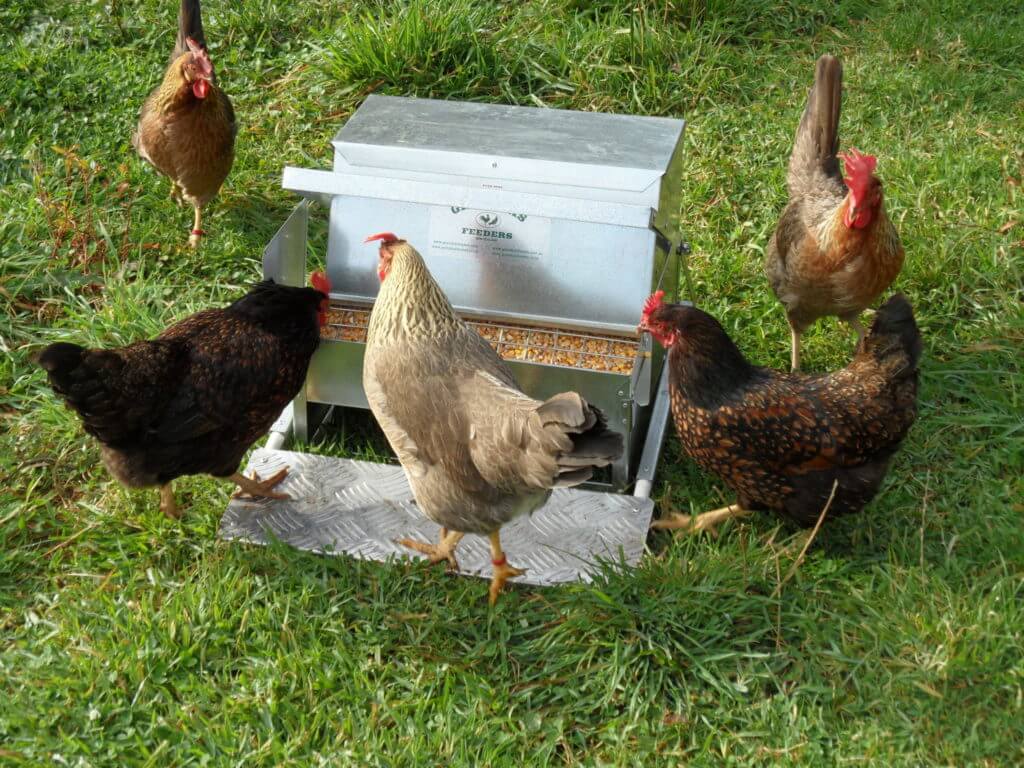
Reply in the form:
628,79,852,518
159,483,180,519
652,504,751,537
397,528,465,571
487,530,526,605
189,206,204,248
230,468,290,500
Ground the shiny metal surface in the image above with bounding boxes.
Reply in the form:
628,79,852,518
279,170,663,334
633,363,672,500
219,448,654,586
262,198,308,287
334,94,685,196
281,96,686,334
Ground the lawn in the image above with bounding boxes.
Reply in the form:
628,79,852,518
2,0,1022,764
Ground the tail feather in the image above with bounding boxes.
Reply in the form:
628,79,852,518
173,0,206,60
861,293,923,371
38,340,184,447
37,342,92,397
38,343,129,439
788,54,843,195
540,394,624,486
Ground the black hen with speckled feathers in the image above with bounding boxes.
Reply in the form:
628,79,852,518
640,293,920,529
37,277,329,518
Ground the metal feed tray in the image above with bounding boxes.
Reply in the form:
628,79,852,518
219,449,655,586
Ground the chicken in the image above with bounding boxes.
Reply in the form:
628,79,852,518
362,233,623,604
639,290,920,533
765,54,904,371
133,0,236,248
37,273,330,518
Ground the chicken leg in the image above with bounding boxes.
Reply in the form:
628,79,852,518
846,315,867,347
397,528,465,571
159,483,180,519
488,530,525,605
189,205,204,248
790,327,802,372
230,468,290,500
652,503,752,537
170,182,184,206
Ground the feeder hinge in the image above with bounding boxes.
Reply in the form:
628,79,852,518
649,215,696,304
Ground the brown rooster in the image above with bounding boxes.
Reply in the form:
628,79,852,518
134,0,236,247
37,274,330,518
639,291,920,534
765,54,904,371
362,233,623,604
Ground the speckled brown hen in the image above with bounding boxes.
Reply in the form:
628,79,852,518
765,54,904,370
133,0,236,247
640,291,920,533
362,234,623,604
37,275,330,518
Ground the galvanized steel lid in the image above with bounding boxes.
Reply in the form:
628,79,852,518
332,95,685,193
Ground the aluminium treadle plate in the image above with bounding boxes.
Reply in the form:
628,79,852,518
218,449,654,587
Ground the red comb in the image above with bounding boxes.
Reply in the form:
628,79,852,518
311,270,330,294
364,232,399,244
839,148,877,179
642,290,665,318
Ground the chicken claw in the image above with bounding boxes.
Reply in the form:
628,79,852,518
487,531,525,605
230,467,290,501
652,503,751,537
397,528,465,571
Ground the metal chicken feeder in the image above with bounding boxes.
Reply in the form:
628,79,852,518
219,96,687,586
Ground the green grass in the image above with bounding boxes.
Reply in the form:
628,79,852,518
2,0,1023,764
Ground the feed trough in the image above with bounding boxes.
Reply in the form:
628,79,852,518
219,96,688,585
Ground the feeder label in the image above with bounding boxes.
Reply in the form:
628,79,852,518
429,206,551,263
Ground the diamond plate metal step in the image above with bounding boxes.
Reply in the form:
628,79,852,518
218,448,654,587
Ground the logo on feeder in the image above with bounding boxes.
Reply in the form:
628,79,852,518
476,212,501,228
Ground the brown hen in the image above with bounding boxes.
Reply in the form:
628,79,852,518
133,0,236,247
640,291,920,533
765,54,904,370
37,275,330,518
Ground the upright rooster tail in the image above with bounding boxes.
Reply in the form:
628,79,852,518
173,0,206,60
860,294,922,372
788,54,843,195
538,393,624,487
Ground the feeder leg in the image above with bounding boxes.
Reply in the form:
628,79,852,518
652,503,751,537
397,528,465,571
487,530,526,605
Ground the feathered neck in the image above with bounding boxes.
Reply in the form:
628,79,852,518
154,54,212,111
660,308,762,410
367,244,461,343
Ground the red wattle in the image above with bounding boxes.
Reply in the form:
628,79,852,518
192,79,210,99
